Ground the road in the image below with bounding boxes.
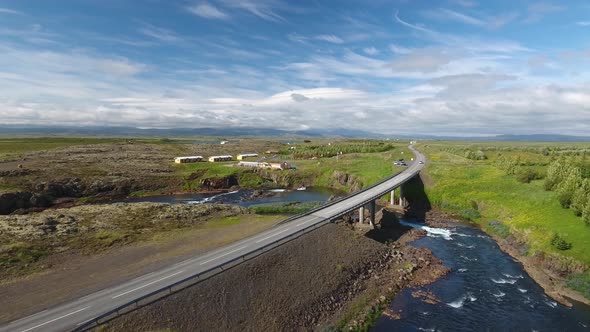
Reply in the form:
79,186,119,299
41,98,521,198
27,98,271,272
0,146,425,332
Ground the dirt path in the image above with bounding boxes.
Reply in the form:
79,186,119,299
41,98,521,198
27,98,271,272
0,216,279,323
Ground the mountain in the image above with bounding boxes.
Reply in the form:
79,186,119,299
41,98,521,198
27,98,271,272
1,126,589,141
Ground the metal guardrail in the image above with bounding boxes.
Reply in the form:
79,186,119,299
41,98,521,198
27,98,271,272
74,218,331,331
74,147,422,331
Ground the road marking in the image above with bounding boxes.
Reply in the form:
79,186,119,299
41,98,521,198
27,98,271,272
199,245,248,265
112,270,185,299
297,218,316,226
20,307,90,332
255,228,290,243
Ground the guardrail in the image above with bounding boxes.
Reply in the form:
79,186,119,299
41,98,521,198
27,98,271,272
74,217,331,331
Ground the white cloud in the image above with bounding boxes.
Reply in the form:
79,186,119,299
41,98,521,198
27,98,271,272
139,24,181,43
524,2,564,23
389,44,412,54
576,21,590,26
390,49,453,73
219,0,287,22
424,8,485,26
187,2,229,20
363,47,379,55
315,34,344,44
0,7,23,15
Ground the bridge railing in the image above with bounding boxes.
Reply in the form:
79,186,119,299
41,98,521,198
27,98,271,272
74,217,331,331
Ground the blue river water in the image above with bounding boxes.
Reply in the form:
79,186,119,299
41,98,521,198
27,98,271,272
373,220,590,332
123,188,334,207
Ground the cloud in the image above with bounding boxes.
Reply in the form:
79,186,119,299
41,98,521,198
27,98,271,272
315,34,344,44
363,47,379,55
424,8,485,26
219,0,287,22
524,2,564,23
576,21,590,26
390,49,453,73
187,2,229,20
389,44,412,54
139,24,181,43
394,10,436,34
290,93,309,102
0,7,23,15
451,0,477,7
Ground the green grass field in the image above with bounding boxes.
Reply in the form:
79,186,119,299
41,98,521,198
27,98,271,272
0,137,125,159
419,141,590,298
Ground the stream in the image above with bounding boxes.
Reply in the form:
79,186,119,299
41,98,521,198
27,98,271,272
123,187,337,207
373,219,590,331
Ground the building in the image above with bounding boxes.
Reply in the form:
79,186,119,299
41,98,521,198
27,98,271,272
236,153,258,160
220,141,229,145
238,161,271,168
265,150,279,154
270,162,290,170
174,156,203,163
208,155,232,162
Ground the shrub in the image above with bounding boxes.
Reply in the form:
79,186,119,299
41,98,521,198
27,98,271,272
583,203,590,226
551,234,572,250
516,168,538,184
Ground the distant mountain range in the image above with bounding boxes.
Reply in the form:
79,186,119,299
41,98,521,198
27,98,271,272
1,126,589,142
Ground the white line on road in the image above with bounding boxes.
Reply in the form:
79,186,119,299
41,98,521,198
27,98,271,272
199,245,248,265
255,228,290,243
112,270,185,299
20,307,90,332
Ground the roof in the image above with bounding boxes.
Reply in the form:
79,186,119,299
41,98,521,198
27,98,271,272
209,155,232,158
237,153,258,157
175,156,203,160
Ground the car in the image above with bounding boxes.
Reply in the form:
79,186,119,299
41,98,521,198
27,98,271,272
419,161,424,164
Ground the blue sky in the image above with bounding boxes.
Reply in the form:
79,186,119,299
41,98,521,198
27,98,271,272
1,0,589,136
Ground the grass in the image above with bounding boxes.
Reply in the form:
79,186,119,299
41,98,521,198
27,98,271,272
248,201,323,215
419,142,590,297
0,137,124,159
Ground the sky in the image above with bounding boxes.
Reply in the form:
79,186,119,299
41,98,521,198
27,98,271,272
0,0,589,136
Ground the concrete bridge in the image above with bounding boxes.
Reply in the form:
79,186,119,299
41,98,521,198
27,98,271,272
1,146,425,332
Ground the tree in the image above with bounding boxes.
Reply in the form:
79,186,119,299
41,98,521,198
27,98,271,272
544,156,569,191
583,203,590,226
572,179,590,216
556,167,582,208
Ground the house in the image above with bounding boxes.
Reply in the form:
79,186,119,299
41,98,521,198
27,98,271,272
265,150,279,154
208,155,232,162
270,162,290,170
220,141,229,145
236,153,258,160
238,161,271,168
174,156,203,163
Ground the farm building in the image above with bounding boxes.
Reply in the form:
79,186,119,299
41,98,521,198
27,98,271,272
238,161,291,170
236,153,258,160
270,162,291,170
208,155,233,162
174,156,203,163
265,150,279,154
238,161,271,168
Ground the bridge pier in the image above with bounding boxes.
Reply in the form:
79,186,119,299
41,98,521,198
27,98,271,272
398,186,404,207
390,190,395,206
369,200,375,228
358,206,364,224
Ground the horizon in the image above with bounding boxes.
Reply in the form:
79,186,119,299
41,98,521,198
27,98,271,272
1,1,589,135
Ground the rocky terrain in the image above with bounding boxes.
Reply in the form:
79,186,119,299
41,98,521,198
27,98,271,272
0,202,251,281
100,207,449,332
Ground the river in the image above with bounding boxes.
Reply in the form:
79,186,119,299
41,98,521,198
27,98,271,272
373,219,590,332
123,187,337,207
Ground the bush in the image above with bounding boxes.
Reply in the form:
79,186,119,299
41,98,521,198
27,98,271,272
583,203,590,226
488,220,510,238
551,234,572,250
516,168,539,183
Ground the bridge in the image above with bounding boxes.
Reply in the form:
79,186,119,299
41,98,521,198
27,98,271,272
1,146,425,332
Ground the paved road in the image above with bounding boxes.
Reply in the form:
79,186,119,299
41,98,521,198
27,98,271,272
1,146,425,332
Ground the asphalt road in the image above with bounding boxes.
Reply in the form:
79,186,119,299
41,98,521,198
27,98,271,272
0,146,425,332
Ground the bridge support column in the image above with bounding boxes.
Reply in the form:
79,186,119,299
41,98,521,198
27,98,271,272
358,206,364,224
390,190,395,206
398,186,404,207
369,200,376,228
